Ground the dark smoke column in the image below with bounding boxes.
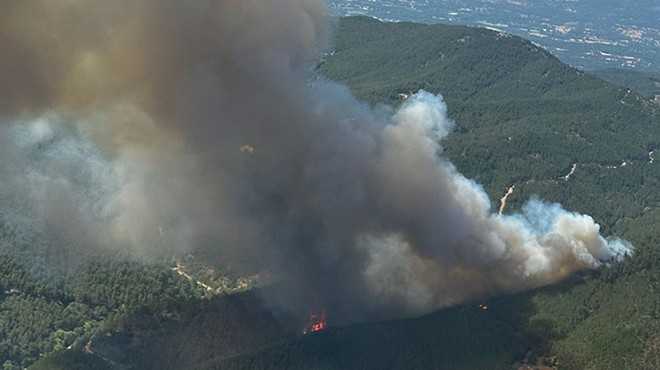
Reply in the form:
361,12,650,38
0,0,631,325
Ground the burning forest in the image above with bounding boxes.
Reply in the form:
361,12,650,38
0,0,632,326
303,309,328,334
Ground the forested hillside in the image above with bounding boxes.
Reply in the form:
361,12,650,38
202,17,660,369
11,16,660,370
0,223,260,369
319,16,660,233
590,69,660,101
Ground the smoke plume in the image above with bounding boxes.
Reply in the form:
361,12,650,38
0,0,631,324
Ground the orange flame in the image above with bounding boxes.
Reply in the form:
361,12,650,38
302,308,327,334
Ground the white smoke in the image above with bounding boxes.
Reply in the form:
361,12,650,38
0,0,631,324
348,92,631,316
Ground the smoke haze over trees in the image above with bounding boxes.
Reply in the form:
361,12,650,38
0,0,632,327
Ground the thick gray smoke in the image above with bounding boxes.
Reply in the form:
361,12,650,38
0,0,631,324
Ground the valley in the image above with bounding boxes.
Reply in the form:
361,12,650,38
327,0,659,73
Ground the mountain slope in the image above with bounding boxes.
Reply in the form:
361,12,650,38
24,16,660,370
192,17,660,369
591,69,660,101
319,16,660,231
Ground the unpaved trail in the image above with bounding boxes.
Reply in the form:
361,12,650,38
172,262,213,292
562,163,577,181
83,337,117,366
499,186,515,215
